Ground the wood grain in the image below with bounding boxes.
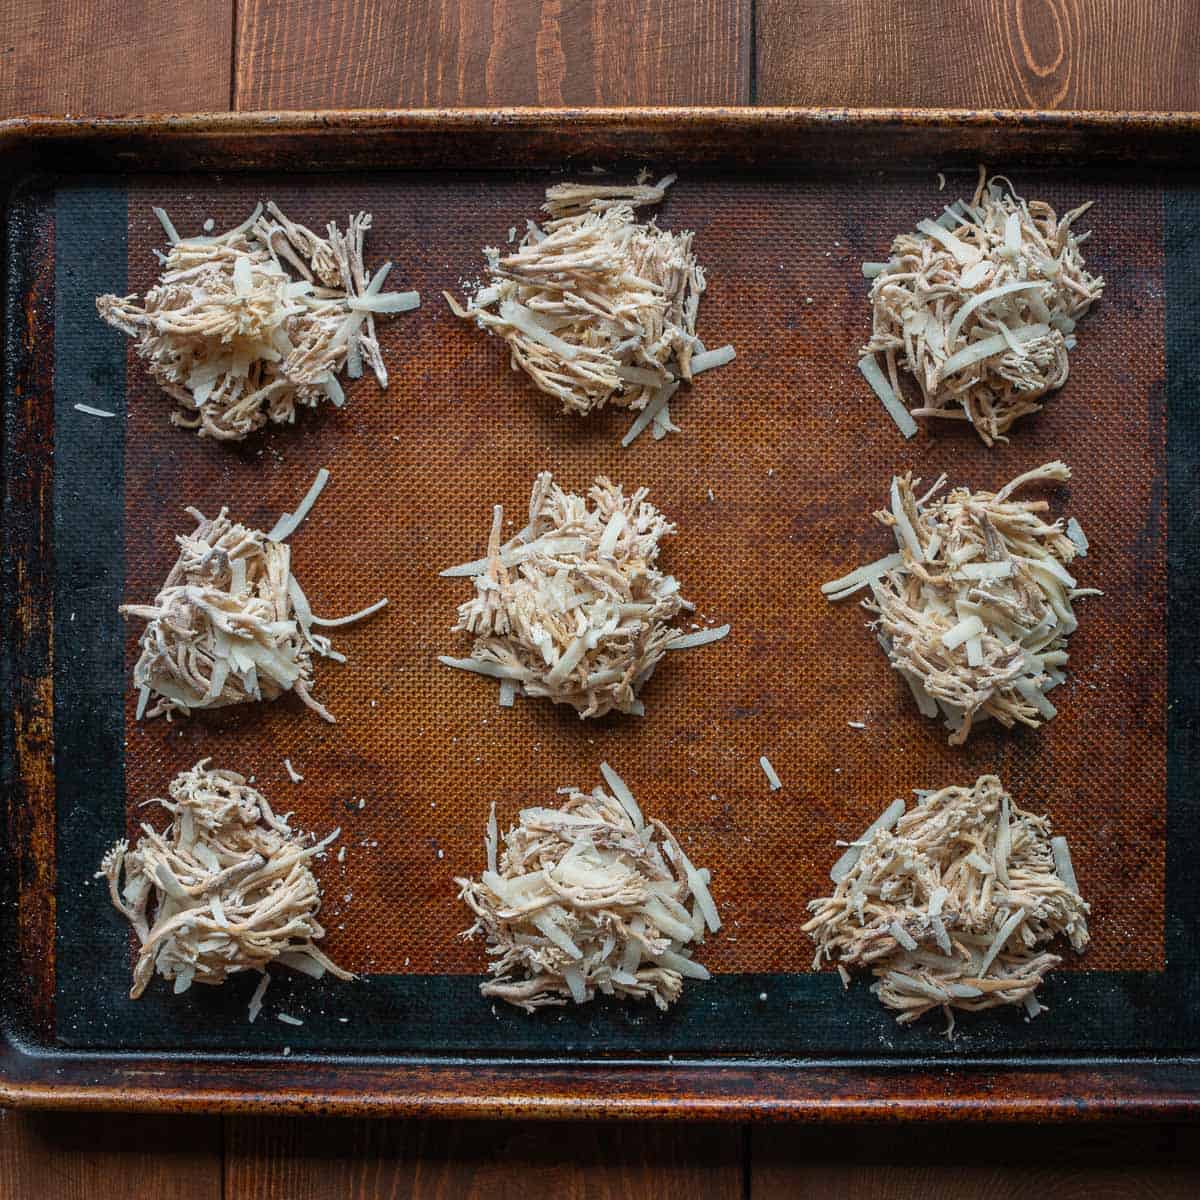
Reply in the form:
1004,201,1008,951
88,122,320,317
0,1,232,119
754,1166,1200,1200
224,1118,743,1198
752,1124,1200,1198
0,1109,222,1200
233,0,751,109
757,0,1200,110
2,4,1199,1199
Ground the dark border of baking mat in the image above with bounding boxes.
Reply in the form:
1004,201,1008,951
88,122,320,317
48,180,1198,1060
51,182,131,1046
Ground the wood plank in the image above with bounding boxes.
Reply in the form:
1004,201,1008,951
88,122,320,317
0,1110,222,1200
0,1,232,119
3,6,1195,1200
225,1117,743,1199
233,0,750,109
756,0,1200,110
751,1123,1200,1198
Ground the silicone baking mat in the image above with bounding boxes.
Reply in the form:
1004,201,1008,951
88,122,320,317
44,166,1180,1059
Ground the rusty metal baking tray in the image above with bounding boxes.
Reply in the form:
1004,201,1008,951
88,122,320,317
2,109,1198,1119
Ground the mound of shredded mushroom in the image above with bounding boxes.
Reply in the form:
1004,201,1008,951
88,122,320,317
860,167,1104,445
444,174,735,446
823,461,1096,745
97,759,351,1002
456,762,719,1012
805,775,1089,1036
121,476,386,722
438,472,729,718
97,202,419,440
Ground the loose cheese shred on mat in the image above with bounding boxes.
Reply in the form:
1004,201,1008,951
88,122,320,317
805,775,1089,1036
119,477,384,722
308,597,389,627
690,345,736,375
440,472,720,719
247,971,270,1023
823,462,1095,745
268,467,329,541
1065,517,1089,557
759,756,782,790
284,758,304,784
445,173,733,444
152,205,180,244
820,552,905,600
74,402,117,418
96,760,352,1000
830,799,907,883
666,623,731,650
455,766,718,1012
860,167,1104,445
1051,835,1080,895
858,354,917,439
97,202,419,440
277,1012,304,1027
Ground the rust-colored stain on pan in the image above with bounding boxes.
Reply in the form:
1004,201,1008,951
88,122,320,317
120,169,1165,979
3,198,59,1039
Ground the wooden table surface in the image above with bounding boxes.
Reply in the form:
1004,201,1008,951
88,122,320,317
2,2,1198,1195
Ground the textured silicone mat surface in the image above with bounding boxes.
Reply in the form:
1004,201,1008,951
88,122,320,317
47,167,1170,1055
119,170,1166,969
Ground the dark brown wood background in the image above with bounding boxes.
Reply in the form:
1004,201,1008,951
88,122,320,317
1,1,1198,1195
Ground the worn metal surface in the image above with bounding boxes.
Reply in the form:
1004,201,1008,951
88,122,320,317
0,110,1194,1118
5,109,1200,177
0,188,57,1046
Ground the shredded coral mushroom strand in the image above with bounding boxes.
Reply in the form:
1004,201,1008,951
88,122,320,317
455,765,719,1012
824,461,1095,745
862,167,1104,445
444,174,734,444
805,775,1089,1035
440,472,706,718
120,504,382,723
97,202,419,440
97,759,351,999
